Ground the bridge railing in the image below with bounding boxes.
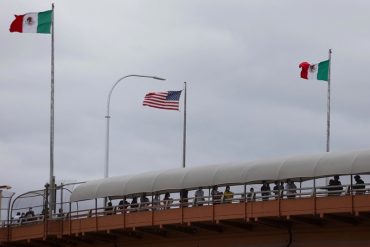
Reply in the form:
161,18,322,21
6,182,370,224
55,182,369,221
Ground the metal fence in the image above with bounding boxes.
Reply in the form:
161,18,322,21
4,180,369,226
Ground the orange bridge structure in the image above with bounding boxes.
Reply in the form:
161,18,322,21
1,149,370,247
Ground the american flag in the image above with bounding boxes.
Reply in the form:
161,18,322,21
143,91,182,111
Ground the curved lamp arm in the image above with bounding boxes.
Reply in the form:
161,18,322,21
106,75,165,117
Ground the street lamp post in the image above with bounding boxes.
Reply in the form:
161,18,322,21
104,75,165,179
0,185,12,223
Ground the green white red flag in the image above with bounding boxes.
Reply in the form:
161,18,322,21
299,60,329,81
9,10,52,34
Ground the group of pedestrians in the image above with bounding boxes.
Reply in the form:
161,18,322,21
13,207,36,224
257,179,298,201
105,192,175,214
194,179,299,205
102,175,367,214
326,175,366,195
258,175,366,200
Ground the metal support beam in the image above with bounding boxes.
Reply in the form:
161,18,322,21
257,218,291,229
163,224,198,235
84,232,117,243
289,216,325,227
324,213,360,225
191,222,223,233
219,220,253,231
138,227,168,238
110,229,143,239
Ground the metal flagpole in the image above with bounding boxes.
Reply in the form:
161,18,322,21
326,49,332,153
182,82,187,168
49,3,56,218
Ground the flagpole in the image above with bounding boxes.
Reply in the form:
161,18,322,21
49,3,56,217
182,82,187,168
326,49,332,153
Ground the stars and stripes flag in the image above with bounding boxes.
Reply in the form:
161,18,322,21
143,91,182,111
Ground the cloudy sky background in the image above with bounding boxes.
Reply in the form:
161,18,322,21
1,0,370,196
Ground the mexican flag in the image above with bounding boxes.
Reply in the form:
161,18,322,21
299,60,329,81
9,10,52,34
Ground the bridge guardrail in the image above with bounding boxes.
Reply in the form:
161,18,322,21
6,182,370,225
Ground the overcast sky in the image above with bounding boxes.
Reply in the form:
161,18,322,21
1,0,370,196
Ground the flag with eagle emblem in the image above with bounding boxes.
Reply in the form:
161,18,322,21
9,10,52,34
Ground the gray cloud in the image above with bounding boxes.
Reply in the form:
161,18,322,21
1,0,370,196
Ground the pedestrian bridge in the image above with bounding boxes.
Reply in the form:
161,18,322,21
1,149,370,247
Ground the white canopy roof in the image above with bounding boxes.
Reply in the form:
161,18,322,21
70,149,370,202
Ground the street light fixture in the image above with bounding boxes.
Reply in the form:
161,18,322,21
104,74,166,179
